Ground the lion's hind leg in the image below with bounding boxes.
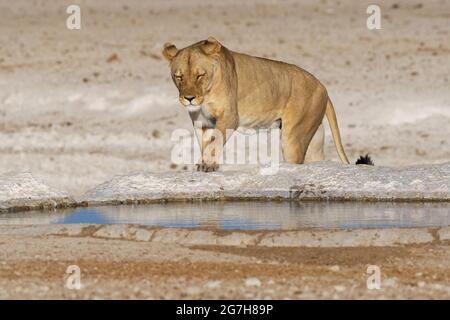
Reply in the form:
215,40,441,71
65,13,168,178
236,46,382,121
281,88,327,164
304,123,325,163
281,112,324,164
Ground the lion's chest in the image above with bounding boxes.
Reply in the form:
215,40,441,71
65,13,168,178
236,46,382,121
188,106,216,129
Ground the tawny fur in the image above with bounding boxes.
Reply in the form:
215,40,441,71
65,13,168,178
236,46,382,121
162,37,350,171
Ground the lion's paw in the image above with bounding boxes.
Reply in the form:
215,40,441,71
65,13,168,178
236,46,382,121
196,162,219,172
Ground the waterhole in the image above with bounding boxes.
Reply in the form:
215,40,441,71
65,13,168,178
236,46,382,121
0,201,449,230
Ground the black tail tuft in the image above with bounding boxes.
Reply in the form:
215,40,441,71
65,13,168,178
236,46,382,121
355,154,374,166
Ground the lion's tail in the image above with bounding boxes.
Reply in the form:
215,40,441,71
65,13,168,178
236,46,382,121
325,98,350,164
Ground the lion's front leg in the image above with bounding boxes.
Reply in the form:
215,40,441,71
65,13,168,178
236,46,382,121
194,118,236,172
194,127,223,172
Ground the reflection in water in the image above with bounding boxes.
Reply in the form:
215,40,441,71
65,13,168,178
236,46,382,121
52,209,110,224
0,202,449,231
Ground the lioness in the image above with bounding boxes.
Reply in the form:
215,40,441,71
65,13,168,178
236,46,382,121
163,37,353,172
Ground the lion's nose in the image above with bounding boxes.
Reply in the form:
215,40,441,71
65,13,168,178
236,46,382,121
184,95,195,103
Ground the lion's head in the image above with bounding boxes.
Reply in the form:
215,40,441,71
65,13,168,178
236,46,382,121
162,37,222,109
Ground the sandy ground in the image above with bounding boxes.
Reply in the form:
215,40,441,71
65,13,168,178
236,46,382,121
0,0,449,300
0,225,449,299
0,0,449,195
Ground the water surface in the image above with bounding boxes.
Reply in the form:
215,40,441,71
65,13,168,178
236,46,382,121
1,201,449,230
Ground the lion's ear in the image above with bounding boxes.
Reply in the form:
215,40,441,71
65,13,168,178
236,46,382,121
201,37,221,55
162,42,179,61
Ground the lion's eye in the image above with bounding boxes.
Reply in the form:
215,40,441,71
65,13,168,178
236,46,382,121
175,75,182,81
197,73,206,80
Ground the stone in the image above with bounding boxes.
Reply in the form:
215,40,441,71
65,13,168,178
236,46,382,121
0,172,74,212
205,280,222,289
437,227,450,241
329,265,340,272
245,277,262,287
82,162,450,204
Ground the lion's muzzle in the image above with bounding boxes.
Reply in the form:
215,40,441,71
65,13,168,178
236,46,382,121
179,95,204,107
